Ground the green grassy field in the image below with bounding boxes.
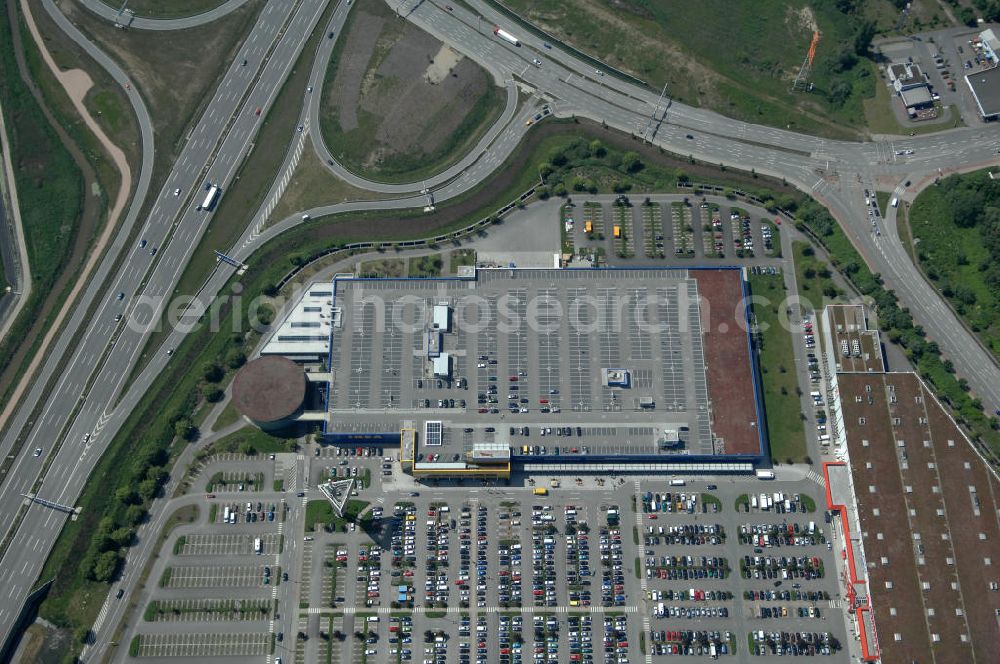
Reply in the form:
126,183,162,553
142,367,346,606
319,0,504,182
0,4,85,388
500,0,895,137
750,273,807,463
907,170,1000,358
196,427,301,458
408,254,443,278
792,240,844,313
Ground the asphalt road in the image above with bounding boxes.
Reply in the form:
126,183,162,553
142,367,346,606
0,198,19,327
79,0,250,31
1,0,1000,659
0,0,329,650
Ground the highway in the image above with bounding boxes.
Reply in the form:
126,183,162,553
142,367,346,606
0,0,998,660
0,0,330,649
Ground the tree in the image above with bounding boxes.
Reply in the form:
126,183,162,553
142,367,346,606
202,384,224,403
175,418,195,441
115,486,140,505
621,151,642,173
89,550,121,582
589,139,606,157
225,348,247,369
137,477,160,502
827,80,852,108
110,527,135,548
124,504,147,527
959,6,977,26
853,21,876,56
202,362,224,383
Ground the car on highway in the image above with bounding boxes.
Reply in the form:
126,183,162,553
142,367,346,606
116,292,124,300
307,85,313,93
297,124,304,132
116,588,124,599
173,188,181,196
114,314,122,322
543,42,552,49
532,58,541,66
594,69,604,76
149,247,157,255
82,433,90,444
255,106,262,116
33,448,42,457
139,239,147,248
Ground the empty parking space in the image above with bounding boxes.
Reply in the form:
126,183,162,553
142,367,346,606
144,597,272,622
177,532,282,556
162,564,279,589
133,631,271,658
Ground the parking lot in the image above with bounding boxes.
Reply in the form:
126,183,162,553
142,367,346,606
176,532,283,556
162,564,281,589
133,632,271,658
293,474,851,664
570,195,779,265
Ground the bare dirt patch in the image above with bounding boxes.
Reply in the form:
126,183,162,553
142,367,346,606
328,11,383,132
425,45,462,84
319,2,502,182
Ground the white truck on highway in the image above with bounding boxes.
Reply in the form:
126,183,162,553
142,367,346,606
493,26,520,46
199,183,221,212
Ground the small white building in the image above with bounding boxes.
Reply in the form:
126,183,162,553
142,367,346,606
432,352,450,377
979,28,1000,62
432,303,450,332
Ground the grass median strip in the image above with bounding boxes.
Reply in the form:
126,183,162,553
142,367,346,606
750,272,807,463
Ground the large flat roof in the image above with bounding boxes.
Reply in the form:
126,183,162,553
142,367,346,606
965,65,1000,118
324,268,765,468
839,372,1000,664
261,282,334,358
823,304,884,373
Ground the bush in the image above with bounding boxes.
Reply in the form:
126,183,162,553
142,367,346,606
202,363,224,382
225,348,246,369
202,384,224,403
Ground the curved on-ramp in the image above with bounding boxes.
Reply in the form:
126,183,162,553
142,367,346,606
304,0,523,194
80,0,251,30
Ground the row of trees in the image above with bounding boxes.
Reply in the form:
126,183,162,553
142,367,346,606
793,192,1000,443
79,327,252,583
81,449,170,582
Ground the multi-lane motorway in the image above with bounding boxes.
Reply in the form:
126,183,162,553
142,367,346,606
1,0,999,659
0,0,330,649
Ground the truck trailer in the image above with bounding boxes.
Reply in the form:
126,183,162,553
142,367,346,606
493,26,521,46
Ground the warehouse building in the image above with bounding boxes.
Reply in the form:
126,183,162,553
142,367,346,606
314,267,767,478
965,65,1000,120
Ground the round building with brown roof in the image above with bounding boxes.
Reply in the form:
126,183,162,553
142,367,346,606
232,355,306,430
